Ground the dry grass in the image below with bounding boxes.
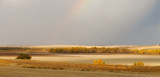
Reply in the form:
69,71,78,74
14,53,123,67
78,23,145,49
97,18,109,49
1,55,160,66
0,59,160,73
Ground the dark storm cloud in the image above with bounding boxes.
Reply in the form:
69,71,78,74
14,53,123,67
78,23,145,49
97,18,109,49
0,0,159,46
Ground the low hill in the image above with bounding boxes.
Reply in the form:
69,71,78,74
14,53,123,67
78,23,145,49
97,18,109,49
30,45,160,50
1,45,160,50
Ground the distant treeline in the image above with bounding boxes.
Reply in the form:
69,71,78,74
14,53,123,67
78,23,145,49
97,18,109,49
49,47,129,54
132,49,160,55
0,47,30,50
0,47,160,55
0,47,45,52
49,47,160,55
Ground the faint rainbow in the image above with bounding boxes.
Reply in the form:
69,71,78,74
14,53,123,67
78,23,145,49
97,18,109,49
68,0,90,18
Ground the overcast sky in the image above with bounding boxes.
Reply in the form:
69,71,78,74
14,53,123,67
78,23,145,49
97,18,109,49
0,0,160,46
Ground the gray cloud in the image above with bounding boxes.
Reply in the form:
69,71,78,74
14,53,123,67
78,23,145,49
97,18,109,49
0,0,159,45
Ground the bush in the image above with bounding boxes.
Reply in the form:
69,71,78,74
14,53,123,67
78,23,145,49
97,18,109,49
16,53,32,60
133,62,144,66
94,59,105,65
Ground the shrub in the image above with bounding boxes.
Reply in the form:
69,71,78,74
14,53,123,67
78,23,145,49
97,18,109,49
94,59,105,65
16,53,32,60
133,62,144,66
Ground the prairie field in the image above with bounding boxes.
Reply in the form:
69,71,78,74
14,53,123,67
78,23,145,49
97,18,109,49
0,66,160,77
0,54,160,77
0,57,160,77
0,54,160,66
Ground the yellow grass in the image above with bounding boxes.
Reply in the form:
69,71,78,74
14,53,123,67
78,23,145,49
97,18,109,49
94,59,105,65
0,59,159,73
134,62,144,66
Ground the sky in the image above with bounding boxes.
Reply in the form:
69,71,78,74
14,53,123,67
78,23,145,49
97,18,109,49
0,0,160,46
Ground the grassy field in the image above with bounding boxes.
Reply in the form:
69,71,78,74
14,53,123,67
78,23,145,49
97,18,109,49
0,54,160,77
1,66,160,77
0,47,160,77
0,54,160,66
0,58,160,73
